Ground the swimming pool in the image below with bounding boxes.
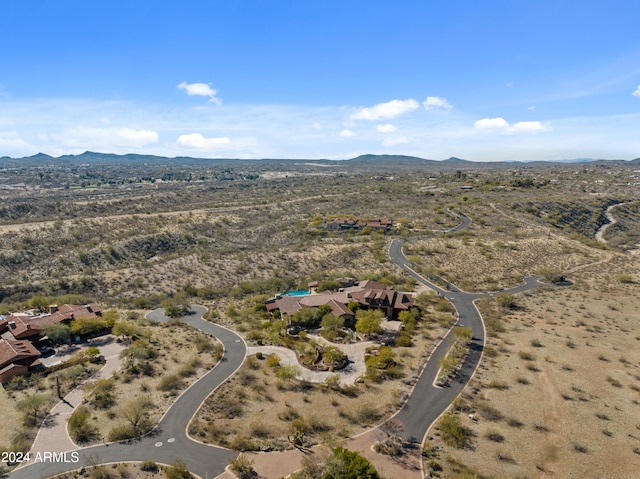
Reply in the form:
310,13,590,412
282,290,310,296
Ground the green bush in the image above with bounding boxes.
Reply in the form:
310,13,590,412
70,317,108,336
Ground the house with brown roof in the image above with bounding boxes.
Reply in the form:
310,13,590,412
0,339,42,384
265,279,414,324
0,303,102,344
0,303,102,383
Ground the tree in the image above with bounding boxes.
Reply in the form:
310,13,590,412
43,323,71,345
122,396,153,436
321,313,344,332
291,307,323,328
17,393,50,426
70,317,107,336
317,279,341,292
355,309,384,335
28,295,50,312
112,320,141,338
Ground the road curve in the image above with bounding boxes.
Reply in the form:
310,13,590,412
9,306,246,479
388,239,547,443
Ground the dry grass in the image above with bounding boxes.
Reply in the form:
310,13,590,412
408,227,603,292
83,321,221,444
191,312,452,451
429,254,640,478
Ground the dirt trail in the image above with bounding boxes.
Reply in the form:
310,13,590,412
0,192,356,233
594,202,626,243
489,203,616,274
535,362,570,478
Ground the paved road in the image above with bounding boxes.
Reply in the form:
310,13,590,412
446,209,472,233
387,239,549,443
9,306,246,479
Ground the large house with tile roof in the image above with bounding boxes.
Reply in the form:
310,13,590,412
265,279,414,324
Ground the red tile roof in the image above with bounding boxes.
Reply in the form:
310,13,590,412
0,339,41,370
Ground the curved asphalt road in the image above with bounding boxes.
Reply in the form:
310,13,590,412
388,239,551,443
9,306,246,479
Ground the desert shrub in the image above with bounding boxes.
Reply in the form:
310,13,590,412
87,378,116,409
88,465,113,479
229,454,255,479
229,435,259,452
107,423,136,441
141,460,158,472
68,405,99,443
496,293,516,310
518,351,536,361
164,458,193,479
395,333,413,347
157,373,184,392
616,273,634,284
438,414,471,449
266,353,281,368
478,402,503,421
323,346,346,365
486,429,505,442
194,333,215,353
323,447,381,479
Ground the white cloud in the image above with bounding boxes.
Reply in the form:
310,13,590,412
633,85,640,97
0,132,33,153
340,129,356,137
177,81,221,104
423,96,452,110
474,117,549,134
177,133,231,150
382,136,410,146
58,127,159,148
474,117,510,129
350,99,419,120
528,106,536,111
508,121,547,133
376,124,397,133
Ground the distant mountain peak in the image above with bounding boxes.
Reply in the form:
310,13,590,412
25,152,54,160
442,157,469,163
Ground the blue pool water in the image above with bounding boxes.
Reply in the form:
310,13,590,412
282,290,310,296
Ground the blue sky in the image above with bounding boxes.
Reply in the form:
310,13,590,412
1,1,640,161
